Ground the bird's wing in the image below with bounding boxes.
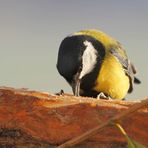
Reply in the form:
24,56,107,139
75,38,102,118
110,48,141,93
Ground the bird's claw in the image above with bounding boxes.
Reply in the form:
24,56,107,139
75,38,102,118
97,92,112,100
55,89,64,96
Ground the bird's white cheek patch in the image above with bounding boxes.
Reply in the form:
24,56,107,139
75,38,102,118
79,40,98,79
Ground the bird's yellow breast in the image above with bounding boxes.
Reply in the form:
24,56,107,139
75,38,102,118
94,54,130,99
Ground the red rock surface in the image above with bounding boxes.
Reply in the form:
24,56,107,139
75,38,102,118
0,87,147,147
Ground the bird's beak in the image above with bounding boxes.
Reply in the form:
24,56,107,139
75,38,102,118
72,78,80,96
71,72,81,97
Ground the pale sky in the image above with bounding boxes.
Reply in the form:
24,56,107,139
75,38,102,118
0,0,147,100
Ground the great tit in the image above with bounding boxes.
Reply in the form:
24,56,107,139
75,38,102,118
57,29,141,99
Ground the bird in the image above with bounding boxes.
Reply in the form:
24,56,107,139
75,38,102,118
56,29,141,100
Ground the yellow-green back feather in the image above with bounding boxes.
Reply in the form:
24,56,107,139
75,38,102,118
74,29,127,58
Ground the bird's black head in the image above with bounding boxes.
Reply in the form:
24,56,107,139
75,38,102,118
57,35,84,83
57,34,105,97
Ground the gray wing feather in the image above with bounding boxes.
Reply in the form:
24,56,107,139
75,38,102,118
110,48,141,93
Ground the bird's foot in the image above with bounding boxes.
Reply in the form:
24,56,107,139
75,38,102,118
97,92,112,100
55,89,64,96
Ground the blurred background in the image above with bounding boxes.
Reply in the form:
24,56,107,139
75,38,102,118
0,0,147,100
